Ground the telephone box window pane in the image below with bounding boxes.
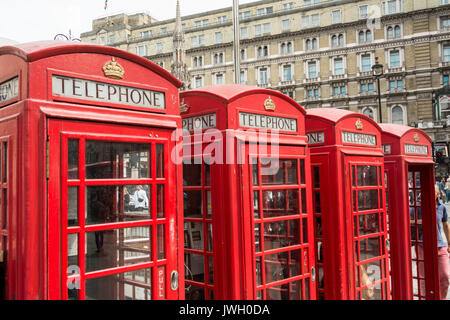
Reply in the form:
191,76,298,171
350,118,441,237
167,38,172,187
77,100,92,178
205,163,211,187
85,141,150,180
289,250,301,277
185,222,204,251
2,142,6,183
261,159,298,185
352,166,356,187
302,219,308,243
313,167,320,188
316,216,322,238
359,261,382,300
184,191,203,218
300,159,305,185
87,185,151,225
68,140,79,180
301,189,307,214
207,224,213,252
157,185,165,219
183,164,202,186
415,172,421,188
2,190,6,229
208,256,214,285
314,192,321,213
357,166,378,187
266,282,293,300
358,190,379,211
257,290,263,300
185,253,205,283
206,191,212,219
263,190,299,218
157,224,165,260
256,257,262,286
68,288,79,301
156,144,164,178
359,237,381,262
358,213,380,236
86,269,152,300
252,158,259,186
255,224,261,252
68,187,79,227
85,227,152,273
67,233,78,268
265,251,288,284
253,191,260,219
186,285,205,300
264,220,300,250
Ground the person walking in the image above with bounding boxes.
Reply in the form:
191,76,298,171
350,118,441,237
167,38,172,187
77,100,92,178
435,186,450,300
133,185,149,212
446,178,450,204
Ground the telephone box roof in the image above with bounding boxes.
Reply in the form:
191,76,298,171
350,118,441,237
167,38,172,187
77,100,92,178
379,123,432,143
182,84,306,114
0,40,182,88
306,107,382,129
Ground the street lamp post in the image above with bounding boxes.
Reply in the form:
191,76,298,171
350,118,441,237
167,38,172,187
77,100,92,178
372,56,384,123
232,0,241,84
54,29,81,42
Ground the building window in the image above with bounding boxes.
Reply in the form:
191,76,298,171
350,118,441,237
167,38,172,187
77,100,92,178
331,34,344,47
192,56,203,68
361,82,375,94
391,106,404,124
283,2,294,10
443,0,450,4
382,0,402,15
311,14,320,26
263,23,271,34
255,25,262,37
359,30,372,43
387,25,401,39
283,65,293,81
302,16,309,28
213,53,224,65
389,79,403,91
239,11,251,20
333,58,344,76
444,44,450,62
389,50,401,67
156,43,163,54
99,36,106,45
240,70,247,84
195,76,203,88
240,49,247,61
241,27,248,39
332,10,342,24
444,74,449,86
215,32,223,44
281,42,293,55
282,19,290,31
199,35,205,46
333,85,346,97
191,36,198,47
441,16,450,29
308,61,317,79
215,74,224,85
161,27,167,35
361,54,372,72
305,38,318,51
257,45,269,58
217,16,227,24
360,5,368,19
259,68,268,85
306,88,320,99
136,45,147,57
363,107,376,120
108,35,115,44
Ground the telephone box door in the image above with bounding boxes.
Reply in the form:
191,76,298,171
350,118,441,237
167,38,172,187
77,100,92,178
243,144,316,300
47,119,180,300
346,157,391,300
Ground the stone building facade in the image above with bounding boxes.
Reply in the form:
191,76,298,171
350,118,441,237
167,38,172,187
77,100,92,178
81,0,450,176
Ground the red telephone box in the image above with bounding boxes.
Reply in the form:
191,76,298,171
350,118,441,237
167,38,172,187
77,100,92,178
380,124,440,300
306,108,390,300
179,85,316,300
0,41,184,300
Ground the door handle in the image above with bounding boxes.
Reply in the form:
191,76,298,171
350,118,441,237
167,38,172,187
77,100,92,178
171,271,179,291
311,267,316,282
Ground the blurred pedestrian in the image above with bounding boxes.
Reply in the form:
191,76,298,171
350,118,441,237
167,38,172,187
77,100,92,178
435,185,450,300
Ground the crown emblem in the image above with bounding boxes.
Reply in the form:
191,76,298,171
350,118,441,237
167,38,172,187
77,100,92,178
356,120,364,130
180,99,189,114
414,134,420,143
264,97,276,111
103,58,125,80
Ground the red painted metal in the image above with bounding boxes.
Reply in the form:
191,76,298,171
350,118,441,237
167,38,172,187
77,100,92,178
306,108,391,300
180,85,316,300
380,123,440,300
0,41,183,300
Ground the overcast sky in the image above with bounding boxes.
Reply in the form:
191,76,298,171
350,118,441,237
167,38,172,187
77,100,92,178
0,0,256,43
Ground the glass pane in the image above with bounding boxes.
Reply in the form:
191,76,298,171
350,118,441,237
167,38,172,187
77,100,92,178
157,185,164,219
184,191,203,218
205,163,211,186
264,220,300,250
301,189,307,214
206,191,212,219
185,222,204,251
359,237,381,262
208,256,214,285
68,187,79,227
358,213,380,236
186,284,205,300
67,233,78,267
313,167,320,188
87,185,151,225
207,224,213,252
85,227,152,273
2,142,7,183
359,260,383,300
157,224,165,260
300,160,305,185
254,191,260,219
302,219,308,243
185,253,205,283
263,190,299,218
252,158,259,186
265,251,288,284
183,164,202,186
156,144,164,178
315,216,322,238
68,139,79,180
352,166,356,187
86,269,152,300
289,250,301,278
255,224,261,252
314,192,321,213
261,159,298,185
2,189,6,229
256,257,262,286
357,166,379,187
266,281,299,300
85,141,150,180
358,190,379,211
